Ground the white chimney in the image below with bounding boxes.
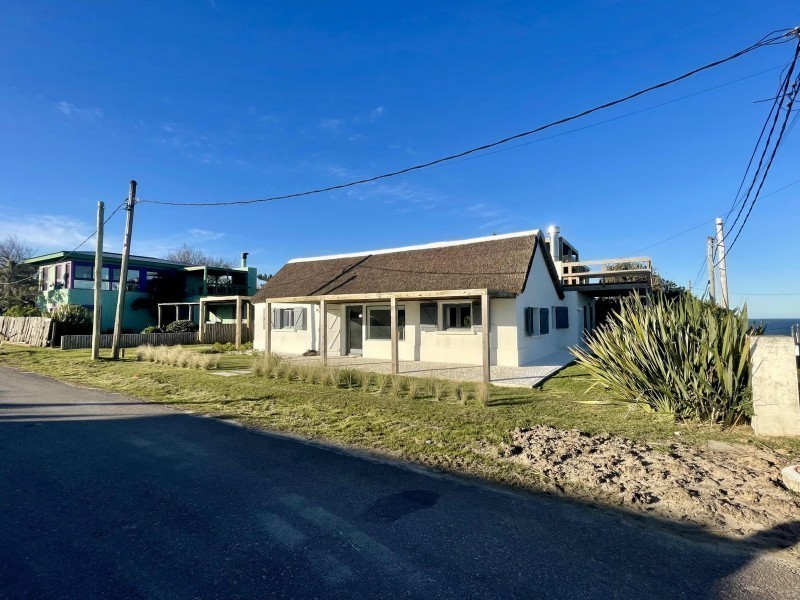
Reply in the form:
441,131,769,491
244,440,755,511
547,225,561,263
240,252,249,268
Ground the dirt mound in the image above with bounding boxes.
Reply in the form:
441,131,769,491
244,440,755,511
502,426,800,550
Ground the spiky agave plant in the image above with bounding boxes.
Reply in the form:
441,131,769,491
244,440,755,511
572,292,755,425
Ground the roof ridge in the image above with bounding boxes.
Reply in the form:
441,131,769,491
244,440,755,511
287,230,541,264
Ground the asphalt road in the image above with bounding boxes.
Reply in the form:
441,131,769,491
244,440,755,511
0,366,798,599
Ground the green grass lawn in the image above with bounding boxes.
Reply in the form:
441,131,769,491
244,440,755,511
1,343,798,492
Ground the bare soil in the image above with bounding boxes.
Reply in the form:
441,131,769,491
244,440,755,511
502,426,800,554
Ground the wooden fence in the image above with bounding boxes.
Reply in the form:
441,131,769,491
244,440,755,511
0,317,53,347
59,323,252,350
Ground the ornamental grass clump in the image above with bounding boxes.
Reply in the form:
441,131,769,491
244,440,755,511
571,292,757,425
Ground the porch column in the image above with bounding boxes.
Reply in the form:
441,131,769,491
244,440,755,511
235,297,243,349
320,299,327,366
246,301,253,342
265,301,272,355
175,305,179,323
481,291,490,387
188,304,193,323
390,295,398,375
198,300,205,342
157,305,162,329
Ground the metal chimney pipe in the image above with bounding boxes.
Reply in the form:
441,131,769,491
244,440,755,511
241,252,248,268
547,225,561,262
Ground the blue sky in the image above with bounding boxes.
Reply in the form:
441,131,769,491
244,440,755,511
1,1,798,317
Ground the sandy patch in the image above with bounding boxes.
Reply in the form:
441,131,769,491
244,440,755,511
502,426,800,553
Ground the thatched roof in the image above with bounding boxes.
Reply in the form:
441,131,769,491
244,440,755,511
253,231,563,302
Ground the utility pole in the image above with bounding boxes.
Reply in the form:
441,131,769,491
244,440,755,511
706,236,716,305
715,217,729,309
111,180,137,359
91,201,104,360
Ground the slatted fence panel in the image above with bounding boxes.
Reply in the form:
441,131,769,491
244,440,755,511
60,331,200,350
0,317,53,347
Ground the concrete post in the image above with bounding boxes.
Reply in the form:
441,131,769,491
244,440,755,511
749,336,800,436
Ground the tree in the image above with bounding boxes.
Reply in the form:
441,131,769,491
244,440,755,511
257,273,273,283
164,244,235,269
0,235,37,313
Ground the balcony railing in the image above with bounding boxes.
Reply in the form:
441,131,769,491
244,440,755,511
561,257,652,287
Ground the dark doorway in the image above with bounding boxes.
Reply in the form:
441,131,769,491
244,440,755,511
346,306,363,355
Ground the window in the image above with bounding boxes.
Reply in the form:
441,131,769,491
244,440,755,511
272,307,307,330
125,269,141,292
39,267,49,292
445,303,473,329
367,306,405,340
420,302,438,331
74,264,94,289
555,306,569,329
102,267,120,291
54,265,63,290
525,307,550,336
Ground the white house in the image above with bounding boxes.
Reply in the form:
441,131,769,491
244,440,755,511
252,228,648,382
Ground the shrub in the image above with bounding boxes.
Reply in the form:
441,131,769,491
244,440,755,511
141,325,163,334
51,304,92,342
430,378,449,402
165,320,198,333
572,292,756,425
406,378,420,400
4,304,42,317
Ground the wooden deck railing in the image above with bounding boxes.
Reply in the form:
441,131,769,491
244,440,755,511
561,257,653,286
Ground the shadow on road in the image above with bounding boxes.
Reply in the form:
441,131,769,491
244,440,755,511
0,376,798,598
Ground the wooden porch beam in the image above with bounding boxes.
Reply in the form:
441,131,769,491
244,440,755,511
261,288,513,304
390,296,398,375
235,297,243,349
320,299,327,367
265,301,271,355
481,291,490,388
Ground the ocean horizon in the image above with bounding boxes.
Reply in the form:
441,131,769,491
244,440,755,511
749,318,799,336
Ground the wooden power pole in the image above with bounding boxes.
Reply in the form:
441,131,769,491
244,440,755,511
706,236,716,305
715,217,729,309
111,180,137,359
91,201,104,360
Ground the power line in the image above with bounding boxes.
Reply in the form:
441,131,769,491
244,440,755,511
722,40,800,260
0,200,127,286
139,28,797,208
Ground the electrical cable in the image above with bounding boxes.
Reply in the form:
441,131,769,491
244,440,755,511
137,29,797,208
0,200,127,286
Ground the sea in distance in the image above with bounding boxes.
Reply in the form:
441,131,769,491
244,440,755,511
749,318,799,336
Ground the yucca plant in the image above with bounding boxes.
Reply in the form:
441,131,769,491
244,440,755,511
572,292,756,425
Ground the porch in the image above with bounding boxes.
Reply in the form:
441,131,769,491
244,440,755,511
275,350,576,388
265,289,499,386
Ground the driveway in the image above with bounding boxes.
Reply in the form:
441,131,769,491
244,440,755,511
0,366,798,599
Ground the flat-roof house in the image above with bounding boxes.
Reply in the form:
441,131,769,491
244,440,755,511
24,251,259,333
253,229,641,380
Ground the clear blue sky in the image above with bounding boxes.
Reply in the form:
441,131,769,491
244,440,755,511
1,1,798,317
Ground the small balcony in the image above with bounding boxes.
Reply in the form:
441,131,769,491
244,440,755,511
561,257,652,296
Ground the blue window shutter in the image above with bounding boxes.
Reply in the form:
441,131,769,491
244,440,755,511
540,308,549,335
555,306,569,329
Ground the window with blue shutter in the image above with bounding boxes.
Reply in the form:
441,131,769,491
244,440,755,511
539,308,549,335
555,306,569,329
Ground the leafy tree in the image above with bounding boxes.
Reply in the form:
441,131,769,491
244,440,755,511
257,273,273,283
164,244,235,269
0,235,37,313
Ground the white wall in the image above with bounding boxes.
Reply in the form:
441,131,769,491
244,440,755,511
515,249,594,365
253,302,317,355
